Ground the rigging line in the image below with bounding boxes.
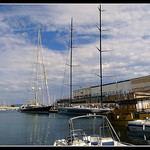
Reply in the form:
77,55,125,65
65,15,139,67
23,33,37,103
37,27,44,105
72,32,83,88
104,10,127,94
89,47,96,86
90,49,95,84
38,26,51,105
73,48,83,87
91,47,100,85
60,45,70,99
72,24,100,87
23,57,34,102
40,31,45,96
12,26,37,31
94,48,99,84
74,42,94,87
106,15,121,84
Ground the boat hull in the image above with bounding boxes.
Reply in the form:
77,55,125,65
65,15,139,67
20,106,52,114
127,120,150,132
58,107,112,115
107,112,150,126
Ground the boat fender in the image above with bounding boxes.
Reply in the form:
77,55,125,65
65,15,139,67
117,115,119,119
143,125,145,131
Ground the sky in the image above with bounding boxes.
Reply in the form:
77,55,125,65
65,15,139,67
1,3,150,105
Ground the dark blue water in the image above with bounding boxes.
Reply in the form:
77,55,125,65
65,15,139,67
0,110,149,145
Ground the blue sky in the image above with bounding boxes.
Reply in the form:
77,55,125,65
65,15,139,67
1,3,150,105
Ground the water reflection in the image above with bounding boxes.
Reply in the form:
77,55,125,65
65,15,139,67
128,131,150,145
113,124,150,145
23,113,70,145
24,113,50,145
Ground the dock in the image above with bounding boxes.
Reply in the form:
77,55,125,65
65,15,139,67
0,106,19,111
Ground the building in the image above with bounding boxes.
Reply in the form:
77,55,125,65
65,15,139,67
131,75,150,98
57,75,150,108
72,75,150,103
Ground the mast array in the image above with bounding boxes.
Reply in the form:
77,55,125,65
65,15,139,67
34,26,51,106
68,6,103,107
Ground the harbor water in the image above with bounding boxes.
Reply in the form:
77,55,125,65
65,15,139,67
0,110,150,146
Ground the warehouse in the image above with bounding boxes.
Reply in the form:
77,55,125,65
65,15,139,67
57,75,150,106
73,75,150,102
73,80,131,99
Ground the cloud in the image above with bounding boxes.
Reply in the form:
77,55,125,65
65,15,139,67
1,4,150,104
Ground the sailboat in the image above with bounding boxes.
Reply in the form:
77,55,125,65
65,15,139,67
58,5,113,115
19,26,52,114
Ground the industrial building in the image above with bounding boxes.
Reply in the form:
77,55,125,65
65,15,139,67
73,79,131,100
57,75,150,109
72,75,150,103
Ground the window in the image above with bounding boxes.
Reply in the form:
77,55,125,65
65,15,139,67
119,105,123,109
133,105,136,109
144,86,150,90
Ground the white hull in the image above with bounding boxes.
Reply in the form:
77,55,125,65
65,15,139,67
128,119,150,132
54,137,126,146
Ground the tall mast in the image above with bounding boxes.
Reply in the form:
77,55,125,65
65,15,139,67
98,5,103,106
35,26,40,105
39,30,51,106
69,18,73,107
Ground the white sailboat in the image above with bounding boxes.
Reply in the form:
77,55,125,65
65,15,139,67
19,26,51,113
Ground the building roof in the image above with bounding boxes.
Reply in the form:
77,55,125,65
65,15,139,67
91,79,130,88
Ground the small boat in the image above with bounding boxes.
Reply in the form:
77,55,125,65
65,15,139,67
53,114,132,146
19,26,51,114
127,117,150,132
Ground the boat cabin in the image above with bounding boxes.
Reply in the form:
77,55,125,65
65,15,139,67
113,100,137,114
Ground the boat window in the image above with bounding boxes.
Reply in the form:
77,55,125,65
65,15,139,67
130,105,132,109
99,125,113,139
71,129,85,141
70,115,120,143
119,105,123,109
125,105,128,109
133,105,136,109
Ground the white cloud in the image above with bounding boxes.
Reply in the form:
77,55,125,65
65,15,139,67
1,4,150,104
